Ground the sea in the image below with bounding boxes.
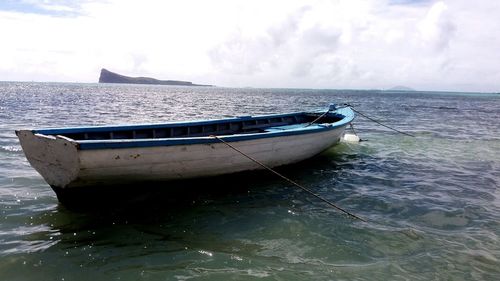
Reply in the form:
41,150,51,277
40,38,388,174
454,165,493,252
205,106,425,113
0,82,499,280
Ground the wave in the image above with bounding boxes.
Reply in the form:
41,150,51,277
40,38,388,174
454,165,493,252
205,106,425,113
0,145,22,153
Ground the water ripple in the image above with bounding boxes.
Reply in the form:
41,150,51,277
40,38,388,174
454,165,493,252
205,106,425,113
0,82,499,280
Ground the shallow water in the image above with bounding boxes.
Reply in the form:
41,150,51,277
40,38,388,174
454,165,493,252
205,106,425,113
0,82,499,280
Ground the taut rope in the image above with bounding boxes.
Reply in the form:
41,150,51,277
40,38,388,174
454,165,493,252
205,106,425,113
210,135,365,221
346,105,415,137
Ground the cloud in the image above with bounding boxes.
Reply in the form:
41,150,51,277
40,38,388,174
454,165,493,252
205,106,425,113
208,2,357,86
418,1,456,52
208,6,311,76
0,0,499,92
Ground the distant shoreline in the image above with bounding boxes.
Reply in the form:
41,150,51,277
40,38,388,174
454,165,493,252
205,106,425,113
98,68,213,87
0,81,497,95
386,86,416,91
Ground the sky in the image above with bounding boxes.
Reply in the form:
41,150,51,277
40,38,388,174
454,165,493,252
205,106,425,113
0,0,499,92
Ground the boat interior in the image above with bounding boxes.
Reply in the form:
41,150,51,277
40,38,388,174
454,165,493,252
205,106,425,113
46,112,343,141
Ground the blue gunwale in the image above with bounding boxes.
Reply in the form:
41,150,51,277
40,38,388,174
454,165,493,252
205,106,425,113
32,108,354,150
34,112,309,135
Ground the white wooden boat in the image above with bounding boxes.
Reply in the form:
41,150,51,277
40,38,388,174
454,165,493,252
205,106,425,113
16,104,354,202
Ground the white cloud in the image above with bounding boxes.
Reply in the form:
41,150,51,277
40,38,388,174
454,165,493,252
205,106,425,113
0,0,499,92
418,1,455,52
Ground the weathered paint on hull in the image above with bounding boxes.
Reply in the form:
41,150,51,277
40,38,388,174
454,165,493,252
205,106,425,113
17,127,345,190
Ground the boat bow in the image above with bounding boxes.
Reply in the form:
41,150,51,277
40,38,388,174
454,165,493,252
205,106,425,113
16,130,80,188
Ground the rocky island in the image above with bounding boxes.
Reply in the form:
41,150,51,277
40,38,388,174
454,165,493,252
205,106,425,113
98,68,212,86
387,86,415,91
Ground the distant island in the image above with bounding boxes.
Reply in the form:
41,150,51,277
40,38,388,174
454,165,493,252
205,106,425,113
387,86,415,91
98,69,212,86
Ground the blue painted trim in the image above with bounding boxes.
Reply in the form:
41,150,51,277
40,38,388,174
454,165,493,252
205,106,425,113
77,123,342,150
33,107,354,150
33,112,308,135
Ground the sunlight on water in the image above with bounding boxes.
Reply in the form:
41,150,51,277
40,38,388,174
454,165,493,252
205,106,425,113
0,82,499,280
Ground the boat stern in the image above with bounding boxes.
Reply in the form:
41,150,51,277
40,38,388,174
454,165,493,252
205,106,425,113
16,130,80,189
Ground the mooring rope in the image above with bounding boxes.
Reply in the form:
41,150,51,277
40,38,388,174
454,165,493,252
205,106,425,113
348,123,362,140
210,135,366,221
304,109,331,127
345,104,415,137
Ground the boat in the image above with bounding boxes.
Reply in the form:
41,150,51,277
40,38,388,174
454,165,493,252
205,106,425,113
16,104,354,203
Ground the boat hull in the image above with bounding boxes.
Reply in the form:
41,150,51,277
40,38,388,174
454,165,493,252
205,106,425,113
17,106,354,206
17,126,345,190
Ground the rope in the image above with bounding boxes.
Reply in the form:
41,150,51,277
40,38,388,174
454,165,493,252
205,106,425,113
346,123,364,142
304,109,331,127
346,105,415,137
210,135,366,221
349,123,359,137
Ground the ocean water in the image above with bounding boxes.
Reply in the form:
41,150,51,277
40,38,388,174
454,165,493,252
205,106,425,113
0,82,499,280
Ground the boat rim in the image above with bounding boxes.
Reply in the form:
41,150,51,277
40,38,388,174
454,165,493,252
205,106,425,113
17,107,354,150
